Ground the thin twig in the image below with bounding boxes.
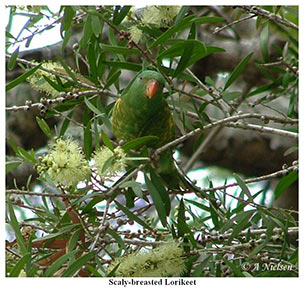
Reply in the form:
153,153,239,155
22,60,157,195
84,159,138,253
235,6,298,31
89,198,111,251
6,189,84,198
213,14,256,34
155,113,298,156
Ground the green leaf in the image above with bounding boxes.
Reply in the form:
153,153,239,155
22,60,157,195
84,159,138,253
119,180,143,198
16,147,36,165
144,173,168,227
59,110,74,137
184,199,210,212
61,6,75,32
8,253,31,277
42,75,65,92
67,228,83,252
158,39,206,59
91,15,102,37
84,121,92,158
247,78,282,97
79,15,93,50
44,250,79,277
260,23,269,62
8,46,20,70
62,26,72,52
248,219,275,259
177,198,186,237
150,15,196,49
209,188,219,228
283,146,298,156
149,168,171,216
222,257,245,277
227,210,255,244
234,173,253,202
274,171,298,200
224,52,254,91
6,160,22,174
57,57,78,84
87,41,97,80
101,61,142,72
107,263,120,277
61,251,95,277
7,197,27,255
96,101,113,131
176,199,197,246
222,91,242,101
174,6,189,26
122,136,159,152
173,44,194,78
113,6,132,25
6,63,42,92
100,129,114,151
100,44,140,56
94,118,100,150
107,228,127,250
115,201,153,231
104,70,121,90
150,16,223,49
36,117,52,139
84,96,104,116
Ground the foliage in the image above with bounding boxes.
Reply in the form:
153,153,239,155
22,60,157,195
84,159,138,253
5,5,298,277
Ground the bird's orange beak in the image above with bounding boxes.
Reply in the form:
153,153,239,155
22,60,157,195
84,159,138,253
145,79,158,99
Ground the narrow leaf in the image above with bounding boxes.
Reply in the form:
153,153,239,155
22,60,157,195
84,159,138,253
100,129,114,151
122,136,159,152
104,70,121,90
8,46,20,70
274,171,298,200
84,97,104,116
113,6,132,25
107,228,127,250
173,45,194,78
144,173,168,227
7,197,27,255
36,117,52,139
6,160,22,174
234,173,253,202
44,250,79,277
149,167,171,216
101,44,140,55
57,57,78,84
6,63,42,91
84,122,92,158
61,251,95,277
222,257,245,276
224,52,254,91
174,6,189,26
16,147,36,164
42,75,65,92
115,201,153,231
61,6,75,32
59,110,74,137
8,253,31,277
260,23,269,62
228,210,255,244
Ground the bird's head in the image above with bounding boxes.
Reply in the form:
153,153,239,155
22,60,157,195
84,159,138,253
135,70,166,100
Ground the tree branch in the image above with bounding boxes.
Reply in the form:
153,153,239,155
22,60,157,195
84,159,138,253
235,6,298,31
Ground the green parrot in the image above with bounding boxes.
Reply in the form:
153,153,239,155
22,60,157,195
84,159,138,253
112,70,195,190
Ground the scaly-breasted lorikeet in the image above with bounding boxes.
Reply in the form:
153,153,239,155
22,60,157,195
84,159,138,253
112,70,195,190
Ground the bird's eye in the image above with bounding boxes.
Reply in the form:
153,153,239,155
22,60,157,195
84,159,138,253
139,76,143,81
